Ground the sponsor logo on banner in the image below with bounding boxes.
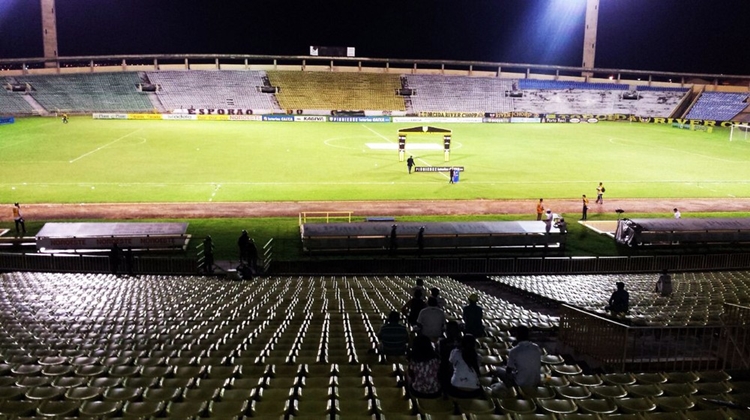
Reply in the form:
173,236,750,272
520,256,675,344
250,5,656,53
418,111,484,118
263,115,295,122
188,108,254,115
229,115,263,121
393,117,482,123
163,114,197,120
93,113,128,120
414,166,465,173
482,118,511,123
510,117,542,123
294,116,327,122
329,116,390,123
128,114,162,120
196,115,229,121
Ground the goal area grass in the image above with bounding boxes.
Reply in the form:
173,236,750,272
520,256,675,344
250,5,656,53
1,116,748,204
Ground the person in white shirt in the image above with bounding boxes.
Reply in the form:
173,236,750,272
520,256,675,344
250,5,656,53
673,208,681,219
655,269,673,296
448,334,483,398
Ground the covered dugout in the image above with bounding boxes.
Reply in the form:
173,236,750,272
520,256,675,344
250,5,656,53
301,221,565,253
615,218,750,247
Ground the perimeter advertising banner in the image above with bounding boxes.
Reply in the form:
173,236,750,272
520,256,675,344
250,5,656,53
0,116,15,125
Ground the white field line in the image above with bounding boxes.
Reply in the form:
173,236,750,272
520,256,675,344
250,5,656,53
362,125,448,178
209,184,221,202
69,128,143,163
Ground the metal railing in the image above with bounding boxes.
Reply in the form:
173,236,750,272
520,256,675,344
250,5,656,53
559,304,749,372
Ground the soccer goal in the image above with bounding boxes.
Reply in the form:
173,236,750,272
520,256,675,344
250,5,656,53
729,123,750,142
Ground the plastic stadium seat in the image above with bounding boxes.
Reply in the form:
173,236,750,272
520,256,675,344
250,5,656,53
641,412,688,420
52,376,88,388
633,372,667,384
495,398,536,415
551,364,583,376
78,400,122,417
416,397,457,416
570,375,602,387
694,381,732,395
122,400,166,418
36,399,81,417
0,400,40,417
537,398,578,415
696,371,732,383
64,386,104,401
142,386,184,403
664,371,699,383
589,384,627,399
557,414,600,420
519,386,556,400
659,382,698,396
683,408,733,420
208,399,251,418
554,385,591,400
576,398,617,415
25,386,66,401
601,373,636,386
614,397,657,414
103,386,143,402
166,400,209,418
454,398,496,415
625,384,664,398
16,376,53,387
0,386,27,400
652,395,695,412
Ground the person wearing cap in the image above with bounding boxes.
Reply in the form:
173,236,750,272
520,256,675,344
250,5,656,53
494,326,542,389
605,281,629,315
378,310,409,356
462,293,485,337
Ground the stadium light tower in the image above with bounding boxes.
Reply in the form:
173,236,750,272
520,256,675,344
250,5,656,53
40,0,59,67
581,0,599,77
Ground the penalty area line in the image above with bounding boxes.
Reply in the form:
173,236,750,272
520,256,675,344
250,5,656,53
69,128,143,163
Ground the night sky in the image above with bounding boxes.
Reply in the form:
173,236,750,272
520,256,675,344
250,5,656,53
0,0,748,75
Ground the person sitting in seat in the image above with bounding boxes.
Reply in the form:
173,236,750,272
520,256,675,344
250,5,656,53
494,326,542,389
378,310,409,356
406,335,442,398
447,334,484,398
605,281,629,315
655,269,673,296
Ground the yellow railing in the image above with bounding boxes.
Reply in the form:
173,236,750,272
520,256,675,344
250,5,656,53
298,211,353,226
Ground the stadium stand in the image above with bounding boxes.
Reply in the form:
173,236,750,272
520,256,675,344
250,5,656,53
12,73,153,113
685,91,749,121
145,70,281,112
267,71,405,111
0,271,747,419
0,77,37,115
403,74,514,114
517,80,629,91
490,271,750,327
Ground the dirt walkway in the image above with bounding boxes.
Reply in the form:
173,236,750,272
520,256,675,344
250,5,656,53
10,198,749,220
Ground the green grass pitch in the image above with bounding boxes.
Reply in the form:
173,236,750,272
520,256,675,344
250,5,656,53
1,116,748,204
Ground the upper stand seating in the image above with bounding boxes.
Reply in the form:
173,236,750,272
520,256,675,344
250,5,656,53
0,77,36,115
146,70,282,112
266,71,405,112
13,73,154,113
513,79,688,118
685,91,748,121
403,74,514,114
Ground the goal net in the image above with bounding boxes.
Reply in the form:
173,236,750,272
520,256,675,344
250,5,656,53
730,123,750,141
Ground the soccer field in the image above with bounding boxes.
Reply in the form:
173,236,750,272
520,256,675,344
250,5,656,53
1,117,748,204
